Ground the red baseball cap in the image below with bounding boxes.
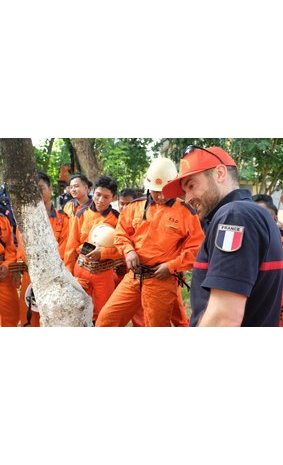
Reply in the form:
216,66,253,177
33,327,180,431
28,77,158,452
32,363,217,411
162,146,237,198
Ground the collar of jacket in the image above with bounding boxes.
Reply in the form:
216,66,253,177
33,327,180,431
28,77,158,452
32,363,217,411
148,194,176,207
143,194,176,220
75,198,93,217
90,202,113,217
72,196,92,208
205,188,252,223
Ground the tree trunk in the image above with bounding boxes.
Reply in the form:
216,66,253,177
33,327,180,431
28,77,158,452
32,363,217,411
0,138,93,327
71,138,101,181
47,138,55,155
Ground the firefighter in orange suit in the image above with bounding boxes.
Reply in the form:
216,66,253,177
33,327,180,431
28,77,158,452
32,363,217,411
0,214,20,327
116,187,190,327
63,174,93,221
19,172,69,327
64,176,120,323
96,157,204,327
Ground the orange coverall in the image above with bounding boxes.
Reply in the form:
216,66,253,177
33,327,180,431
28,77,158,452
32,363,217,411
18,207,69,327
0,215,20,327
64,204,120,321
96,197,204,327
129,286,190,327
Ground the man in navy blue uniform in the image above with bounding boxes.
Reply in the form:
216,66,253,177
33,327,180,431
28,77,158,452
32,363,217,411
163,145,283,327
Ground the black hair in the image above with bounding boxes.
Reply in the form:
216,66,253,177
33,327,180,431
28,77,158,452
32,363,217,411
93,175,118,196
37,172,51,187
69,173,93,189
252,194,273,204
253,194,278,215
119,188,138,199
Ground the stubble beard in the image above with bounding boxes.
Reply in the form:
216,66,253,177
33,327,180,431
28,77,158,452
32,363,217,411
195,179,221,220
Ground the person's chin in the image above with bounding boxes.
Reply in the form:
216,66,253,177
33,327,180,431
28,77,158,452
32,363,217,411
96,205,106,212
156,200,167,205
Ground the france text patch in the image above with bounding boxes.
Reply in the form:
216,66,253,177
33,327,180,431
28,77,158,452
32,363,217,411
215,224,244,252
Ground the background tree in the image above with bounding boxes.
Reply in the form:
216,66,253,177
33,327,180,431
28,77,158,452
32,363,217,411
152,138,283,195
33,138,153,193
152,138,225,164
99,138,153,190
35,138,72,194
227,138,283,194
70,138,101,181
0,138,93,327
32,138,283,196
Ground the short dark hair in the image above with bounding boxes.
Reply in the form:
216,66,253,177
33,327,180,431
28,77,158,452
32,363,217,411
227,166,240,184
69,173,93,189
93,175,118,196
119,188,138,199
252,194,273,204
37,172,51,187
253,194,278,215
204,166,239,184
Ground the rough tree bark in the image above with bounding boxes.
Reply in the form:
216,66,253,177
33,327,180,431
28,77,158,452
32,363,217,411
0,138,93,326
71,138,101,181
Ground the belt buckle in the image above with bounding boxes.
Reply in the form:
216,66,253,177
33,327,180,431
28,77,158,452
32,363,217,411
77,256,85,267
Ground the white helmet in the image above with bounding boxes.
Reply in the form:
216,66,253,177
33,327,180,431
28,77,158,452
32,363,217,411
88,224,115,248
144,157,178,192
24,284,39,312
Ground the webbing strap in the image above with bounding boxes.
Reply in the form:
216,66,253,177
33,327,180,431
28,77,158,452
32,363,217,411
23,298,33,327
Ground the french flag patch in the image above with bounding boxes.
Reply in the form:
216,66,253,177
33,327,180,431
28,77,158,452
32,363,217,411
215,224,244,252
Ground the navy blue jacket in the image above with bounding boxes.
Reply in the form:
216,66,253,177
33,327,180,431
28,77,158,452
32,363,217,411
190,189,283,327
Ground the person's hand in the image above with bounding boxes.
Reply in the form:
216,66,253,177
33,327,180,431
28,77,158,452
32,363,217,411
0,265,8,281
153,263,171,280
125,251,140,272
85,248,101,263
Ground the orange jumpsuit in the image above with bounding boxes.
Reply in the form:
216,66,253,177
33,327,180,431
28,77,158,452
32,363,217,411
48,207,69,259
96,197,204,327
125,280,189,327
18,207,69,327
64,203,120,321
128,288,189,326
0,215,20,327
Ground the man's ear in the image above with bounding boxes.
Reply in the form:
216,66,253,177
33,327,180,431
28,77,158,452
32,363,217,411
215,164,227,184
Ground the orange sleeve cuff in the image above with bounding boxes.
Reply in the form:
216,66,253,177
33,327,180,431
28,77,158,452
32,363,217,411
123,245,135,256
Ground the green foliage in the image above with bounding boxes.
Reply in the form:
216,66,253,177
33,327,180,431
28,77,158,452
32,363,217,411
227,138,283,194
152,138,226,166
34,139,71,196
181,270,192,318
34,138,154,194
98,138,153,190
33,138,283,197
152,138,283,194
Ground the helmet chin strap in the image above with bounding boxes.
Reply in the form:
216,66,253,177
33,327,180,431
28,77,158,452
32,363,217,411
143,190,151,220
